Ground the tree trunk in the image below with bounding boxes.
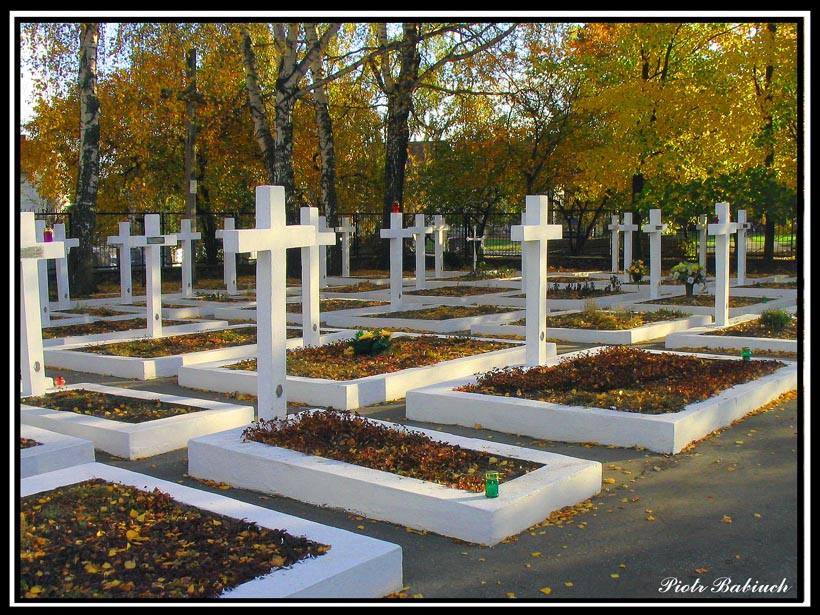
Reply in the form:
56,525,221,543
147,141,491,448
70,23,101,297
238,25,276,183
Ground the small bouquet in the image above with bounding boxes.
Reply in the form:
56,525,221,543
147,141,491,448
669,261,706,285
347,329,393,356
627,260,648,282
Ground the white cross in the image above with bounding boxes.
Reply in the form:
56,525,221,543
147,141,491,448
608,214,621,274
736,209,750,286
215,218,239,295
51,224,79,310
380,212,416,309
177,219,201,298
511,195,563,366
335,216,355,277
708,202,739,327
301,207,337,347
467,225,484,274
220,186,335,420
318,215,329,288
137,214,178,337
34,220,53,325
19,212,66,396
618,213,639,283
408,214,433,290
431,215,450,278
107,221,141,304
641,209,668,300
696,213,710,271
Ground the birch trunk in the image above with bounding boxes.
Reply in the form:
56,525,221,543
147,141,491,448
71,23,101,296
238,24,276,183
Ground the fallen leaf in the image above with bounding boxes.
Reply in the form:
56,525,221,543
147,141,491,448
646,515,656,521
539,587,552,595
531,552,542,557
603,478,616,484
564,582,573,587
610,573,620,579
722,515,733,524
506,592,517,599
695,568,709,574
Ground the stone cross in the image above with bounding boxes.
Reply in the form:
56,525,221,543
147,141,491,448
408,214,433,290
510,195,563,366
138,214,178,338
431,215,450,278
617,212,639,283
708,202,739,327
696,214,709,272
301,207,337,347
380,212,416,309
336,216,355,277
177,218,201,298
467,225,484,274
641,209,667,300
215,218,239,295
736,209,750,286
51,224,79,310
220,186,334,421
608,214,621,273
19,212,66,396
34,220,52,325
107,221,141,304
318,215,329,288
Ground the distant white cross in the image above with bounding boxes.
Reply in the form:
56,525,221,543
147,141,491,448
220,186,335,420
511,195,563,366
641,209,667,300
408,214,433,290
618,213,639,283
431,215,450,278
736,209,750,286
318,215,329,288
301,207,337,347
19,212,67,396
215,218,239,295
51,224,79,310
107,221,140,304
467,225,484,274
380,213,416,309
336,216,355,278
34,220,53,325
138,214,178,337
177,219,201,298
608,214,621,274
708,202,739,327
696,214,710,272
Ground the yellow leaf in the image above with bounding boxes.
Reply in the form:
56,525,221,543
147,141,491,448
187,583,195,594
269,556,286,567
357,525,365,530
646,515,656,521
610,574,620,579
619,563,627,568
129,509,139,518
506,592,517,599
603,478,616,484
754,513,762,518
212,520,222,526
531,552,542,557
412,594,424,599
539,587,552,595
84,563,98,574
564,582,573,587
722,515,733,524
126,529,140,541
727,467,736,472
28,586,42,594
124,560,137,570
695,568,709,574
474,424,482,429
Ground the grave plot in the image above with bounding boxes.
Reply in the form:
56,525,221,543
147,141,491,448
42,314,230,347
322,303,526,334
20,463,403,599
406,346,797,455
42,325,352,380
401,281,522,306
19,425,95,479
665,310,799,354
625,293,794,319
471,307,712,344
177,332,527,410
188,411,602,546
283,298,391,325
20,383,255,460
42,325,263,379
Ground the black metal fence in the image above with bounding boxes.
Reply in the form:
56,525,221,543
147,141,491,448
32,209,797,274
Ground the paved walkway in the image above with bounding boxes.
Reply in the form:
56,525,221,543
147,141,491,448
36,340,805,605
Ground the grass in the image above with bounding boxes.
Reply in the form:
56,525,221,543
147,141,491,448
19,479,328,600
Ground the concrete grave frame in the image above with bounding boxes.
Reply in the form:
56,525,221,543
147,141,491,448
405,347,797,455
177,332,532,410
20,383,255,460
664,312,798,354
187,412,602,546
19,425,96,479
20,463,403,599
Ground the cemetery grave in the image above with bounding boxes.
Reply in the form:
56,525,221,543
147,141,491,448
21,383,255,460
188,411,602,546
177,331,526,410
665,309,798,355
20,464,403,599
406,345,796,454
19,424,95,479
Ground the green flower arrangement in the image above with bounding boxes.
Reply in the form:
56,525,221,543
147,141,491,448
347,329,394,356
669,261,706,285
627,260,648,282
